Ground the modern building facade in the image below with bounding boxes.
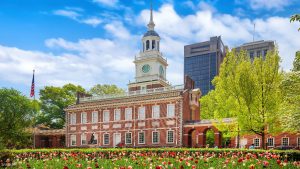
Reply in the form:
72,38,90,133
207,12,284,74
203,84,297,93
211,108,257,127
184,36,226,96
234,40,275,60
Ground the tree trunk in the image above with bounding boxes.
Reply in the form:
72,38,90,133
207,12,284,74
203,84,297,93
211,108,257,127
237,128,240,148
262,127,266,149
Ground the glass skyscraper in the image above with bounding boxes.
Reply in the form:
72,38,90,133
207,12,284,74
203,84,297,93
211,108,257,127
184,36,226,96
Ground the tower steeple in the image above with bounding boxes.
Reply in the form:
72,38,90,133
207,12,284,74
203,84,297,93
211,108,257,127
147,0,155,31
128,0,169,92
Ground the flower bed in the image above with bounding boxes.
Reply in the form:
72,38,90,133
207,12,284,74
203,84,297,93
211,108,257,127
1,148,300,168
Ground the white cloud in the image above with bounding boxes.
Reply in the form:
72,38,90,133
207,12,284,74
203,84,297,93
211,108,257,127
53,9,80,20
0,32,138,89
82,17,102,27
248,0,293,10
53,9,102,27
104,21,131,39
93,0,119,7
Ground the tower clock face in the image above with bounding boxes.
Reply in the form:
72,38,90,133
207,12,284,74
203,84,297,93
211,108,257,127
159,65,164,76
142,64,150,73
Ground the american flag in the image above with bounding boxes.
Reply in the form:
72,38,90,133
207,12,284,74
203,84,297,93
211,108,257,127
30,70,35,98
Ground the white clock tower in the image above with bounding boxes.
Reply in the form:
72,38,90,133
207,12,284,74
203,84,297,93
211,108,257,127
128,2,170,92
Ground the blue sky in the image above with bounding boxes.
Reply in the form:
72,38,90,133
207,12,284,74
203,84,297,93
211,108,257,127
0,0,300,96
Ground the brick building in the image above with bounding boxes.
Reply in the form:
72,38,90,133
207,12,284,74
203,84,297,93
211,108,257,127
33,125,65,148
64,5,202,148
232,133,300,149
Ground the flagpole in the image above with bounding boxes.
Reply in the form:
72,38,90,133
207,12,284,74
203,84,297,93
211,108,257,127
32,69,36,148
33,69,35,100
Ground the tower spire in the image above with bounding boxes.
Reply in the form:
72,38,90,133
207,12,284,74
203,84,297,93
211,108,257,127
147,0,155,30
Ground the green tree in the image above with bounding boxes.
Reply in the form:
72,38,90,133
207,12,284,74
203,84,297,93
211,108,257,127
280,52,300,132
292,51,300,71
201,49,283,149
89,84,125,96
290,14,300,31
36,83,85,129
0,88,35,148
201,51,247,147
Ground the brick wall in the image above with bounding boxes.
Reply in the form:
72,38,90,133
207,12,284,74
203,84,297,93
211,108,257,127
231,132,300,149
66,100,182,147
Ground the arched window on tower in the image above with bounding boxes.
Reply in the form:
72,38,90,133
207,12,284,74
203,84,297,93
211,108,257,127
146,40,150,50
152,40,155,50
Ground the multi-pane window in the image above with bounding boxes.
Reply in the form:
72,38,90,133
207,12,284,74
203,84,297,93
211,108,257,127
249,52,254,59
125,132,132,144
253,138,260,147
92,111,98,123
70,135,76,146
152,105,160,119
167,130,174,143
114,109,121,121
257,50,261,57
167,104,175,117
70,113,76,125
282,137,289,146
267,137,274,147
91,133,98,144
263,49,268,57
81,112,87,124
125,108,132,120
297,137,300,147
103,134,109,145
81,133,87,145
152,131,159,144
103,110,109,122
138,107,145,120
138,132,145,144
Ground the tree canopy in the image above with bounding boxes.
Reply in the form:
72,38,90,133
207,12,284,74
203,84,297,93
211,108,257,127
89,84,125,96
0,88,36,148
280,52,300,132
292,51,300,71
200,49,283,149
36,83,85,129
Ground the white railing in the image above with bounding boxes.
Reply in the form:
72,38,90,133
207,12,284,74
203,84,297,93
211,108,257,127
185,118,235,125
135,51,167,61
135,74,167,83
79,84,184,103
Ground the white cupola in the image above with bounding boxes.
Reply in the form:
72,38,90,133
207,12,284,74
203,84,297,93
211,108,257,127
128,1,170,92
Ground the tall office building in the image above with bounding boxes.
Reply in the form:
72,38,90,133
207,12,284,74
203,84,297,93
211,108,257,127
184,36,226,96
234,40,275,60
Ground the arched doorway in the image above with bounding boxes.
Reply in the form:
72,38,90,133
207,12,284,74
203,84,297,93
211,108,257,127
188,129,199,147
205,129,215,148
201,127,222,148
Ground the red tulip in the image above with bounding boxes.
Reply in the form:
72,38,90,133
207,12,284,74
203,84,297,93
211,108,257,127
263,161,269,167
277,160,281,164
